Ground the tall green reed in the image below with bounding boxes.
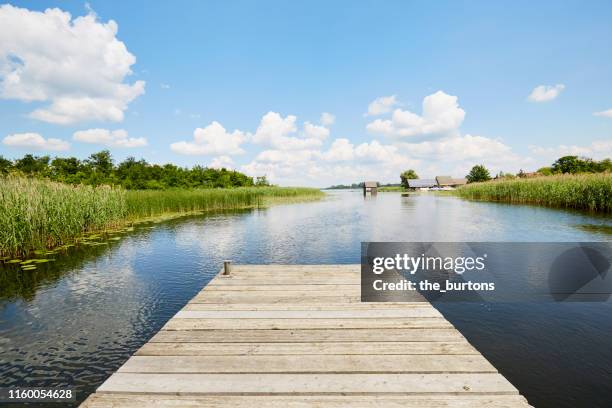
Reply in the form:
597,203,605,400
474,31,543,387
0,175,127,257
0,175,323,257
455,173,611,213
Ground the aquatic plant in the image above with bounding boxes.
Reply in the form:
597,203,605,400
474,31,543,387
0,175,323,258
455,173,612,213
0,176,127,258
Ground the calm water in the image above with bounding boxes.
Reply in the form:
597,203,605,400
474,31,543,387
1,191,611,407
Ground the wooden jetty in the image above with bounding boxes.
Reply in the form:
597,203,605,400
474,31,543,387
81,264,532,407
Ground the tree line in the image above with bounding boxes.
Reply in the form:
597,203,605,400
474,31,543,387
398,155,611,185
0,150,269,189
465,156,612,183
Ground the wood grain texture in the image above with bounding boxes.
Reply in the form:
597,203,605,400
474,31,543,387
135,342,478,356
149,328,467,343
97,373,519,394
82,394,532,408
82,265,532,407
118,355,496,373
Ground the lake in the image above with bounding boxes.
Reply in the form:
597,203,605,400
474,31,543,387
1,190,611,407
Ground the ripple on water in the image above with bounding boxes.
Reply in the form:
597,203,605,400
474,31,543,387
0,191,611,407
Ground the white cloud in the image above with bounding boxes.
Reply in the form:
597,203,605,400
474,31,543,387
527,84,565,102
323,138,354,161
400,134,533,176
3,132,70,151
593,109,612,118
529,140,612,161
209,155,234,169
355,140,400,162
170,121,248,156
304,122,330,140
242,133,418,186
402,134,513,160
73,128,147,148
253,111,323,150
366,95,398,116
255,149,318,164
366,91,465,138
253,111,296,143
320,112,335,126
0,4,144,124
160,83,170,89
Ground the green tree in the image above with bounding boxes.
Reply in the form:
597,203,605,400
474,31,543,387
255,176,269,186
0,155,12,174
86,150,114,185
596,158,612,173
466,165,491,183
537,166,554,176
400,169,418,188
3,150,261,190
15,154,50,175
552,156,582,174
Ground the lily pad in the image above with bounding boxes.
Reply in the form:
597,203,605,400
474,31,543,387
7,259,22,264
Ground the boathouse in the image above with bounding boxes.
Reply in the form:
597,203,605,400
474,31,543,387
363,181,378,195
436,176,468,188
407,179,437,190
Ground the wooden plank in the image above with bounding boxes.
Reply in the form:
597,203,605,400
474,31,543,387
174,309,442,319
97,373,519,395
136,342,479,356
228,266,360,272
183,303,432,311
195,290,356,298
227,265,360,272
210,277,362,285
163,317,452,330
149,328,466,343
203,284,361,292
82,264,532,407
190,294,362,304
118,355,496,374
82,394,532,408
222,272,360,279
201,288,362,296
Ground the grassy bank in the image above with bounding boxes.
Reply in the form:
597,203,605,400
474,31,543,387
0,176,323,258
125,186,324,218
455,173,612,213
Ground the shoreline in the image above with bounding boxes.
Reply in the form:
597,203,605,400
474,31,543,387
0,176,324,260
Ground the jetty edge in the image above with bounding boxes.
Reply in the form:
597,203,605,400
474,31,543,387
81,264,532,407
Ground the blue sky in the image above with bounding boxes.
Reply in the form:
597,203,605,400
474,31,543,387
1,0,611,186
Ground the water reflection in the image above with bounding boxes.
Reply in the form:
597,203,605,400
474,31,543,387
0,190,610,407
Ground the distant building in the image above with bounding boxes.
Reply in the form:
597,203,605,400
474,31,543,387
407,179,437,190
363,181,378,195
436,176,468,188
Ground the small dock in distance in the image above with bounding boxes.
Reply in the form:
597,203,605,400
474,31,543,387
82,264,532,407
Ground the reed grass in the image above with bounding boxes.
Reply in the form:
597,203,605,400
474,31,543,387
0,176,127,258
125,187,323,218
0,175,323,258
455,173,612,213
